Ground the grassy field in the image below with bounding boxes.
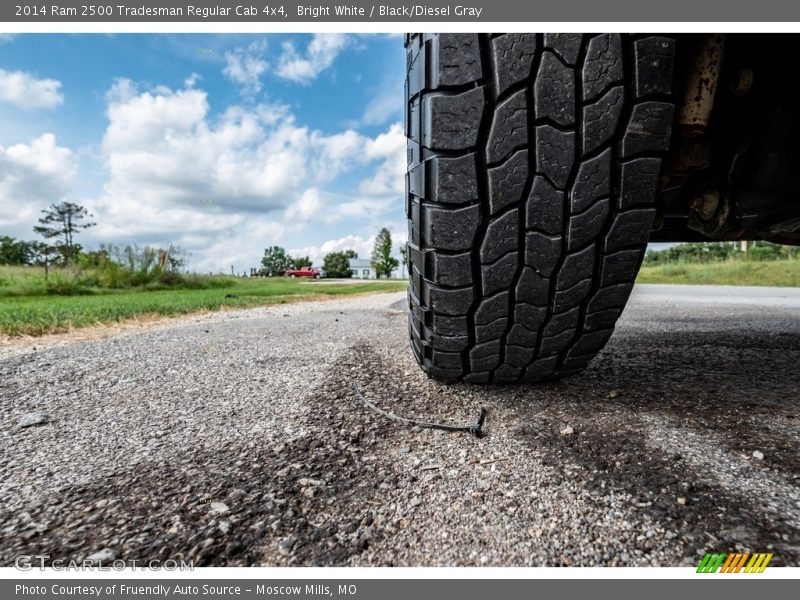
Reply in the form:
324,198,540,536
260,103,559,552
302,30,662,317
0,266,407,337
637,258,800,287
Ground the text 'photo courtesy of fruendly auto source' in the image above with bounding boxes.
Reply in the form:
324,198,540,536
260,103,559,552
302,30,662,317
0,1,799,595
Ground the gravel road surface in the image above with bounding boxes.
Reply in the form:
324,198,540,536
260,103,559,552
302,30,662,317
1,285,798,567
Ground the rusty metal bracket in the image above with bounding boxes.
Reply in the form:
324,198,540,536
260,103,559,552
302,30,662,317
677,34,726,138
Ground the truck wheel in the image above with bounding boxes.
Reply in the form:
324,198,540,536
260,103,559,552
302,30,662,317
405,34,676,383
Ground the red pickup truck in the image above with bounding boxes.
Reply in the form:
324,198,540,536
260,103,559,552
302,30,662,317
285,266,322,279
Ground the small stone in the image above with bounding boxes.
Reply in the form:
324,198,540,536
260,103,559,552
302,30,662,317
218,521,231,534
476,479,491,492
85,548,116,563
560,425,575,435
677,497,687,505
410,496,422,507
278,537,295,555
209,502,230,515
18,412,51,428
752,450,764,460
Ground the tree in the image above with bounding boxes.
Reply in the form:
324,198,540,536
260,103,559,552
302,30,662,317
28,241,58,279
399,244,408,276
290,255,312,269
33,202,95,265
0,236,35,265
260,245,291,275
323,250,357,278
371,228,399,279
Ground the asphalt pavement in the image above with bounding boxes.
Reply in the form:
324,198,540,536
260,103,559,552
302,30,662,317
1,285,798,566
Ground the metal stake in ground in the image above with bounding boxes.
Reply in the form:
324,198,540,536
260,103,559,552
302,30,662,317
352,382,487,438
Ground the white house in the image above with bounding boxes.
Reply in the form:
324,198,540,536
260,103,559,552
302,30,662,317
349,258,377,279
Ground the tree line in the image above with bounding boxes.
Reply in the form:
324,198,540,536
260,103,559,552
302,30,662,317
644,241,800,265
2,202,405,280
260,227,401,278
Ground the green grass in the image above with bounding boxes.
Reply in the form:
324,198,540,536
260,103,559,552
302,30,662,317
637,258,800,287
0,266,406,336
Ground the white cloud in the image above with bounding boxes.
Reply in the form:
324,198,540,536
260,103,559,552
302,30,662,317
0,34,17,43
223,40,268,94
276,34,350,84
76,79,406,272
0,134,77,228
0,68,64,109
184,72,201,88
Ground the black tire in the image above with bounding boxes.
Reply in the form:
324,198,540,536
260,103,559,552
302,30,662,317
405,33,676,383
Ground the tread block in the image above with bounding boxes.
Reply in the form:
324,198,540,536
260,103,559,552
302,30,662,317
554,278,592,311
432,313,468,336
482,251,519,296
570,329,614,356
476,317,508,344
534,50,575,126
525,355,558,380
633,37,675,98
430,154,479,204
586,283,634,313
584,307,623,332
582,34,624,102
599,248,643,287
525,232,561,277
463,371,491,383
604,208,656,253
505,345,537,368
620,157,662,208
432,34,483,87
425,204,481,251
432,349,464,371
491,34,538,95
536,125,575,189
423,87,485,151
540,329,575,357
487,89,528,164
494,364,523,382
475,291,510,325
621,101,674,158
514,302,547,332
488,150,529,215
428,333,470,352
542,306,580,337
557,245,596,290
507,323,538,348
469,341,502,372
426,285,474,316
527,175,564,235
568,198,609,250
570,149,611,213
431,251,473,287
516,266,550,305
583,86,624,154
481,209,518,263
543,34,582,66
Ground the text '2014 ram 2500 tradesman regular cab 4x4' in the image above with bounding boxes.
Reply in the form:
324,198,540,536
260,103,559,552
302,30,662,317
405,34,800,383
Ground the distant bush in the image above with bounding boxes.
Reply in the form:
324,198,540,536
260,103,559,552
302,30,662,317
644,241,800,265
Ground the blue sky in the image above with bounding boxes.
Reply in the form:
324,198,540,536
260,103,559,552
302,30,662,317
0,33,406,271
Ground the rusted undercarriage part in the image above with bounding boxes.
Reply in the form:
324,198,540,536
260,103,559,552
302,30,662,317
651,34,800,246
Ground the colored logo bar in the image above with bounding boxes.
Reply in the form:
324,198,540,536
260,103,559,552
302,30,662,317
697,552,773,573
